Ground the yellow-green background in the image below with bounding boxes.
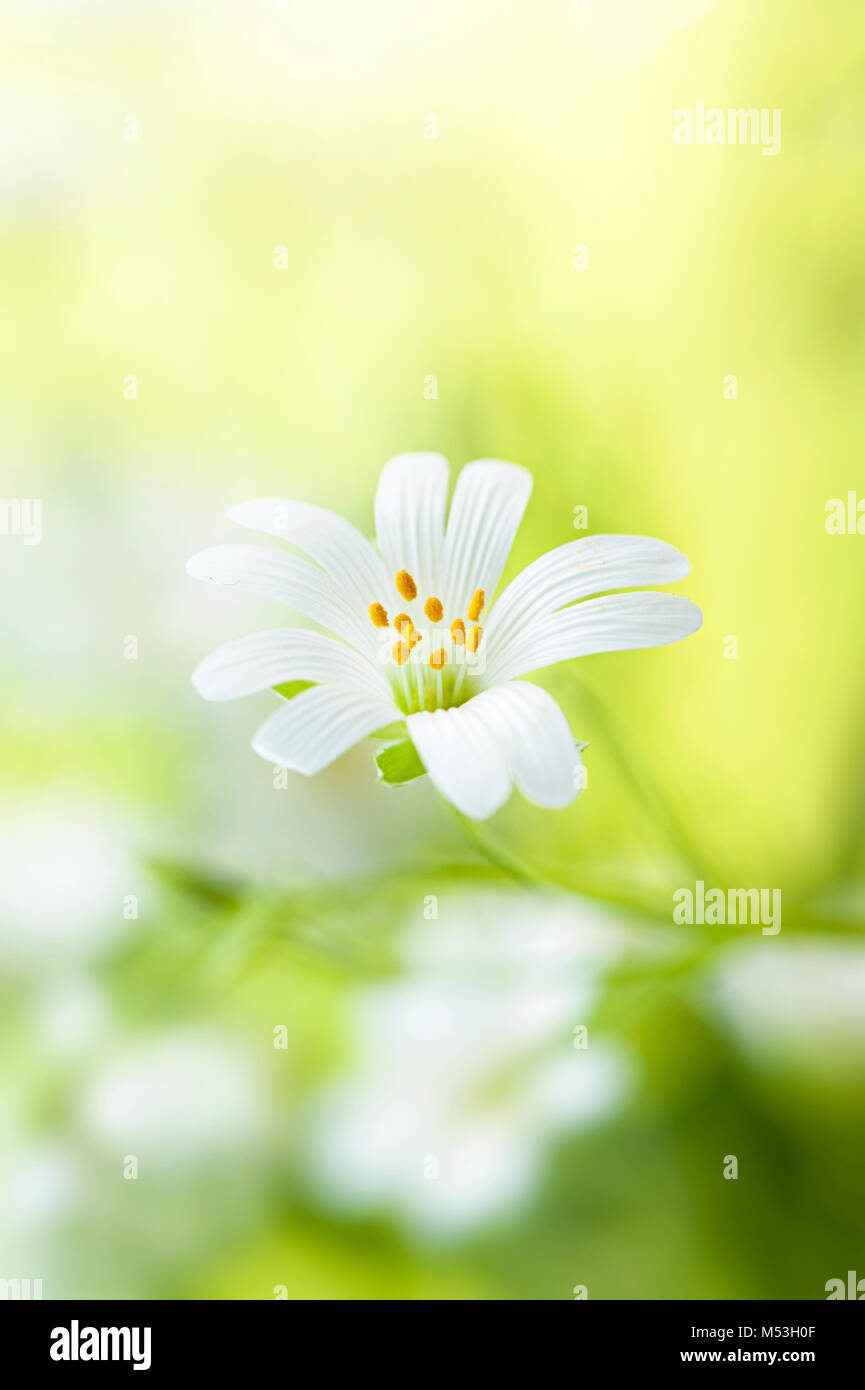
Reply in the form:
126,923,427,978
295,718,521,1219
1,0,864,1299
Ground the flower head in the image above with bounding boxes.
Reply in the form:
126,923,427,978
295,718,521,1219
187,453,701,818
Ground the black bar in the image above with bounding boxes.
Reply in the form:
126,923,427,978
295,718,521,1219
4,1298,861,1374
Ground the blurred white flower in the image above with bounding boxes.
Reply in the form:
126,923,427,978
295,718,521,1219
308,889,635,1237
0,793,132,964
702,938,865,1079
36,973,110,1058
188,453,700,819
82,1029,267,1173
0,1143,77,1234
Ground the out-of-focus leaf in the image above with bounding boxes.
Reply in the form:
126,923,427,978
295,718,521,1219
146,855,243,909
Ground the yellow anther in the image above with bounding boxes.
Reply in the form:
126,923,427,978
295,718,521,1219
450,618,466,645
392,640,411,666
467,588,485,622
429,648,448,670
424,596,444,623
368,602,389,629
466,624,484,653
394,612,414,638
409,630,423,649
395,570,417,602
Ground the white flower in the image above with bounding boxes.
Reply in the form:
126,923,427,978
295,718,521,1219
702,939,865,1081
187,454,701,818
306,887,634,1238
82,1030,267,1172
0,792,133,964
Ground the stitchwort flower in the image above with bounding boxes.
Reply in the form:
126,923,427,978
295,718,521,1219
187,454,701,818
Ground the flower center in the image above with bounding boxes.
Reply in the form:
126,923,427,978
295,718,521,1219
368,571,486,713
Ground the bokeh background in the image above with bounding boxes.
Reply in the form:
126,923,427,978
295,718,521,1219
2,0,865,1299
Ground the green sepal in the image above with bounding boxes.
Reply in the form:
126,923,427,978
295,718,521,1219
273,680,314,701
375,737,427,786
369,720,407,741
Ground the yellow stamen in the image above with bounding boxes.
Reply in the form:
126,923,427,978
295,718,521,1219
368,602,389,629
424,596,444,623
450,618,466,646
409,630,423,649
467,588,485,622
394,612,414,637
395,570,417,602
466,624,484,653
392,640,411,665
429,648,448,670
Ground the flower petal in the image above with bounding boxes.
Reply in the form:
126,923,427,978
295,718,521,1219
374,453,449,601
442,459,532,619
227,498,387,610
406,699,512,820
192,627,392,703
486,534,691,659
483,591,703,686
468,682,583,809
252,686,400,773
186,544,375,655
406,681,582,818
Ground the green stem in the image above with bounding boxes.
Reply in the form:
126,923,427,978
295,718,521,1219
446,805,537,885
